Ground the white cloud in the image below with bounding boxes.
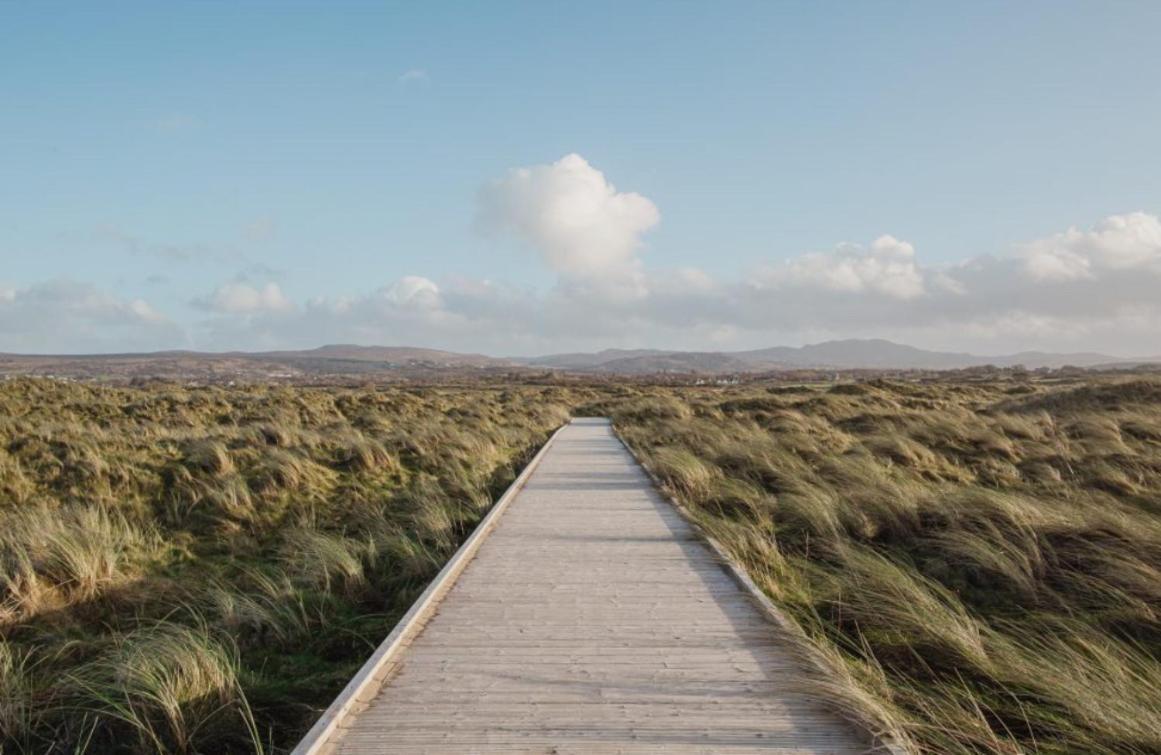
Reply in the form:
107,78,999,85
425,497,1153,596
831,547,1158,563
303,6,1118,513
398,69,428,84
196,282,293,315
196,275,472,351
1020,211,1161,281
1023,246,1092,282
0,280,181,353
757,234,926,299
382,276,441,310
127,298,167,322
476,153,660,290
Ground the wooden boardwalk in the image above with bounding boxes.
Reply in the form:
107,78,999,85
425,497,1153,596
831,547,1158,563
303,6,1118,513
298,418,875,754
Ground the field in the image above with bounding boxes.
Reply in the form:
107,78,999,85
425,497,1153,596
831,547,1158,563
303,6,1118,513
2,374,1160,753
0,380,574,753
609,376,1161,753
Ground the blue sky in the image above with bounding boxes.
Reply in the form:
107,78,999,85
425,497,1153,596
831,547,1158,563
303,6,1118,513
3,1,1161,355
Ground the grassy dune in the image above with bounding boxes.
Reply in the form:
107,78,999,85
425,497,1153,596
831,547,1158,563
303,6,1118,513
3,375,1159,753
609,377,1161,754
0,379,573,753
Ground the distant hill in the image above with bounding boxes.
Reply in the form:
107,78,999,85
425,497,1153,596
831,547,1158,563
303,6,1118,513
988,351,1140,370
250,344,506,367
0,345,518,381
515,348,670,370
734,339,979,370
568,351,761,375
521,339,1153,374
0,339,1154,380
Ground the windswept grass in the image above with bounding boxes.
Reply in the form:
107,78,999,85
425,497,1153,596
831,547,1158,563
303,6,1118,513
613,376,1161,754
0,380,576,752
66,624,260,753
5,373,1158,753
1,504,161,624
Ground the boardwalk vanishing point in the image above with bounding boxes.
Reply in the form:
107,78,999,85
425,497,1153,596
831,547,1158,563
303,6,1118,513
295,418,880,754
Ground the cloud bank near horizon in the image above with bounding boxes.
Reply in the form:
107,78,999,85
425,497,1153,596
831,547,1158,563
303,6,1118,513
5,154,1161,357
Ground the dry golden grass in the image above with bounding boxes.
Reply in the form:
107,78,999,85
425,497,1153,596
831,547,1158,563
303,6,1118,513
611,375,1161,754
4,373,1159,753
0,379,577,753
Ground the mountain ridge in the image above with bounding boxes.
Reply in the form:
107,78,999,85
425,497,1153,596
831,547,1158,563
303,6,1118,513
519,338,1152,373
0,339,1156,379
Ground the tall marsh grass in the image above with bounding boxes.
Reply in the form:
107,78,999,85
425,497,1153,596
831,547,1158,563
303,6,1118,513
614,376,1161,754
0,379,576,752
7,373,1154,753
66,624,261,753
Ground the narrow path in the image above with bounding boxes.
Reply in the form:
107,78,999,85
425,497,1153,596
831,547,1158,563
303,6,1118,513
312,418,873,754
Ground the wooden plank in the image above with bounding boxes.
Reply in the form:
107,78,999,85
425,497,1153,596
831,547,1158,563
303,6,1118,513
298,418,883,754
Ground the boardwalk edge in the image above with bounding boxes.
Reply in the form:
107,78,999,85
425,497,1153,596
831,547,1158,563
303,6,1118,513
290,422,570,755
611,424,912,755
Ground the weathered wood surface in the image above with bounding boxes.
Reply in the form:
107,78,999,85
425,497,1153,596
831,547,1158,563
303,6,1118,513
317,418,874,753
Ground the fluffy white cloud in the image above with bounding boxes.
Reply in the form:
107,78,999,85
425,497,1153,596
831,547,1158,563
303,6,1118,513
757,235,926,299
196,282,293,315
1020,212,1161,282
0,280,180,353
477,153,660,288
197,275,473,351
382,276,441,310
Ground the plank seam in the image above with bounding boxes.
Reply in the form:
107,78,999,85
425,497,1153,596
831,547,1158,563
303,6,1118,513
611,424,912,755
291,422,570,755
